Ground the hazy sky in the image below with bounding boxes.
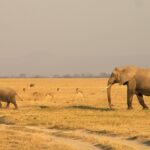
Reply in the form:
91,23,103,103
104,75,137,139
0,0,150,75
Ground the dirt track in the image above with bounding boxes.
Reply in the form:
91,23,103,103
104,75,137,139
27,126,150,150
0,124,150,150
27,126,100,150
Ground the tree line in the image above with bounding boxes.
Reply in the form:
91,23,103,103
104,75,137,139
0,73,110,78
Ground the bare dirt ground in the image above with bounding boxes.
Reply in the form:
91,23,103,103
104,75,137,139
0,78,149,150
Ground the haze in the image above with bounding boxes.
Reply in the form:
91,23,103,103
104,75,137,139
0,0,150,76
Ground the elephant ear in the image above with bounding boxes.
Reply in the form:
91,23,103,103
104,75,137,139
120,66,137,85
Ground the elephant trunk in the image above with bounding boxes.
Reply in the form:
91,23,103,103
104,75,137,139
107,83,112,109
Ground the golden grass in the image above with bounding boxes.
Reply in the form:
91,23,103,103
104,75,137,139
0,78,149,149
0,129,75,150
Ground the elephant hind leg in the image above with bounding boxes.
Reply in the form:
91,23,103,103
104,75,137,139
0,101,2,108
136,94,149,109
11,99,18,109
6,102,10,109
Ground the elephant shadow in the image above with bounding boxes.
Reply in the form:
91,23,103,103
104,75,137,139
67,105,115,111
0,116,15,125
143,140,150,146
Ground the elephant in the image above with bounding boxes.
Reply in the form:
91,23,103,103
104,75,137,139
0,88,21,109
107,66,149,110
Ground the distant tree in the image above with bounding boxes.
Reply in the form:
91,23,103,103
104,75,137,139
19,73,27,78
53,74,61,78
62,74,71,78
33,75,41,78
73,74,80,78
99,72,110,78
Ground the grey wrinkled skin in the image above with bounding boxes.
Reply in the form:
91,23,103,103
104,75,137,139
107,66,149,110
0,88,18,109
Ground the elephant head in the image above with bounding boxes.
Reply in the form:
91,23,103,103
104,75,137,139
107,66,138,108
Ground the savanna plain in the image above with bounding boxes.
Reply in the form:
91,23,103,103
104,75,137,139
0,78,149,150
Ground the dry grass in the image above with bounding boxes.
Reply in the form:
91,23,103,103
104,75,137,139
0,129,74,150
0,78,149,150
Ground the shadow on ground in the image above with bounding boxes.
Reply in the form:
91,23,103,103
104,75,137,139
38,105,61,111
95,144,113,150
143,140,150,146
39,105,50,109
0,116,15,125
127,136,138,140
67,105,115,111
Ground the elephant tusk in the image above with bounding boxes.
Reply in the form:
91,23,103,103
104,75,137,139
100,85,112,91
106,85,111,89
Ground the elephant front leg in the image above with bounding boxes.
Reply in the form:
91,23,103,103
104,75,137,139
136,94,149,109
127,91,134,110
127,80,136,110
